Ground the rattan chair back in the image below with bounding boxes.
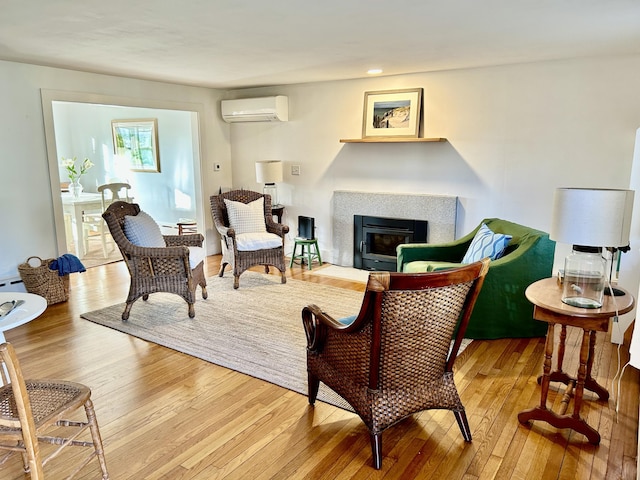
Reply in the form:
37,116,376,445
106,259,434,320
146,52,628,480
303,258,490,469
0,342,109,479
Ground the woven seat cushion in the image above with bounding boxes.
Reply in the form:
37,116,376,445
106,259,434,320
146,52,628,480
224,198,267,234
461,223,511,263
123,211,165,247
0,380,86,428
236,232,282,251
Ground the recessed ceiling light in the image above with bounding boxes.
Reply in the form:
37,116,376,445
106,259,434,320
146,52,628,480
367,68,383,75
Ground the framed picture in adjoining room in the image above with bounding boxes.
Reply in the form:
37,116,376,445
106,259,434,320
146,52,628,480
361,88,423,138
111,118,160,172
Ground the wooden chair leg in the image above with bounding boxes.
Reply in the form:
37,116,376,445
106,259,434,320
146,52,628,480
370,432,383,469
21,440,43,479
122,303,133,321
308,372,320,404
218,262,228,277
454,409,472,442
289,243,298,267
84,399,110,479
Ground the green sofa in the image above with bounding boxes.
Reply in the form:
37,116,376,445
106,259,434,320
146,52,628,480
396,218,555,339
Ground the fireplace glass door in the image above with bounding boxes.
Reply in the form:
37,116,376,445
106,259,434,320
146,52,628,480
354,215,428,271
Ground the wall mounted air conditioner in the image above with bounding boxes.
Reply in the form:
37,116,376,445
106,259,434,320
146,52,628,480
221,95,288,123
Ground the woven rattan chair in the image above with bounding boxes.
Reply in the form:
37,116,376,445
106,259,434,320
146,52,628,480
210,189,289,289
0,342,109,479
302,258,490,469
103,201,208,320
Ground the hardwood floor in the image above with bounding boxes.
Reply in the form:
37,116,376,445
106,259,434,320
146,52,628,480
2,256,638,479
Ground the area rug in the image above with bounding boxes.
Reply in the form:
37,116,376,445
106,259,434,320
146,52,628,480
81,271,471,410
308,264,370,283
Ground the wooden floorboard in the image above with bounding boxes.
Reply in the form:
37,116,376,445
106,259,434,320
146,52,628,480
0,255,637,479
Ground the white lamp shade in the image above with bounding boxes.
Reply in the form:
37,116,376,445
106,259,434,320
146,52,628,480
255,160,283,184
551,188,634,247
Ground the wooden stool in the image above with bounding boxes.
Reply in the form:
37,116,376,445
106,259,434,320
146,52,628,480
290,238,322,269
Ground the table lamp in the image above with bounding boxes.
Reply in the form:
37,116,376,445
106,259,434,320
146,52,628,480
550,188,634,308
255,160,283,206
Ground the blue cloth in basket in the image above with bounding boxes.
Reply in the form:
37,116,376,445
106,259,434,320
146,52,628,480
50,254,86,276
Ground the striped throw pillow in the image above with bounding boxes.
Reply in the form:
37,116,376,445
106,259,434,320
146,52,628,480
461,223,512,263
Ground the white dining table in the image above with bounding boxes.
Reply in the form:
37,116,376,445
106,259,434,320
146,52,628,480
0,292,47,343
61,192,103,259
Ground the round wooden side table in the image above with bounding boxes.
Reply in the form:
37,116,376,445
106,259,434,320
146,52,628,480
518,277,634,444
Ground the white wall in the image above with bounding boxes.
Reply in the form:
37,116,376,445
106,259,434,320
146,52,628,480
227,54,640,335
619,129,640,343
0,60,231,280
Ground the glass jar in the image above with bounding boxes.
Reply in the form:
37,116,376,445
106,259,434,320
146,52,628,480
562,246,606,308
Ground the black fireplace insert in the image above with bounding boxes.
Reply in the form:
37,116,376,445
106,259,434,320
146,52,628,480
353,215,428,271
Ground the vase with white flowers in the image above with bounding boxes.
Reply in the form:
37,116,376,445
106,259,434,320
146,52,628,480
61,157,93,198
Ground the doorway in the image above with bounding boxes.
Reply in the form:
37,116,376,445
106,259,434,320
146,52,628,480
41,90,205,268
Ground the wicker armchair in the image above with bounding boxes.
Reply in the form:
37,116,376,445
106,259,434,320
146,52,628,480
302,258,490,469
210,189,289,289
102,201,207,320
0,342,109,479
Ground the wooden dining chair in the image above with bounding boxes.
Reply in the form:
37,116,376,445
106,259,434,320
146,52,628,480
0,342,109,479
83,182,132,258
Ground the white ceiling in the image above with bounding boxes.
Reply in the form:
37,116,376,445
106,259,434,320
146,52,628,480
2,0,640,89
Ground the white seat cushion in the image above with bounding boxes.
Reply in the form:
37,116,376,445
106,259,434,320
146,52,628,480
187,246,205,269
236,232,282,251
224,197,267,234
123,211,165,247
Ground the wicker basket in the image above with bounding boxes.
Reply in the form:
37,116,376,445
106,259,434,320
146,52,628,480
18,256,69,305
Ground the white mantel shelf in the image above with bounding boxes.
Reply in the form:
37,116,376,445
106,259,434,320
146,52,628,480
339,137,447,143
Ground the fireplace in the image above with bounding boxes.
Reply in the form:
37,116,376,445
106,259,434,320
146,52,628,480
353,215,428,271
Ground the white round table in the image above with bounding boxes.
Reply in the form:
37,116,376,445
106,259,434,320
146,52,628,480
0,292,47,343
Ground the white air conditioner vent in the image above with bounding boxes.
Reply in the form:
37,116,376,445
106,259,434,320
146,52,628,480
221,96,288,123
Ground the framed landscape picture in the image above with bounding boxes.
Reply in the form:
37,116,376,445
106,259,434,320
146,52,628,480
111,118,160,172
362,88,423,138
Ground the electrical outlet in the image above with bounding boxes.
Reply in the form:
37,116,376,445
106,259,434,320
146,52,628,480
214,163,221,171
291,165,300,176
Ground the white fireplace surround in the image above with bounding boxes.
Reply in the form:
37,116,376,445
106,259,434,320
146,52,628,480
331,191,458,267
